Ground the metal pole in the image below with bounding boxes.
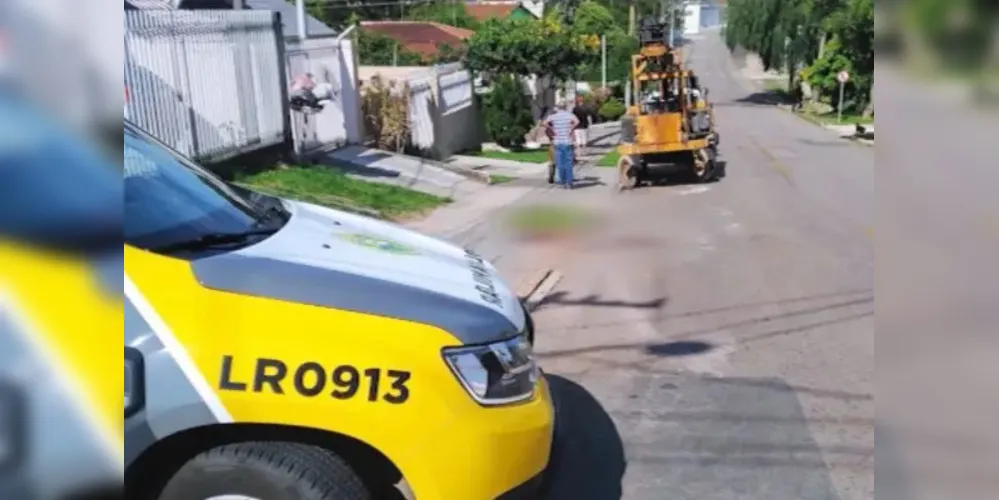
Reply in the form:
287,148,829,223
837,80,845,123
669,0,675,46
233,0,243,8
296,0,307,40
601,35,607,88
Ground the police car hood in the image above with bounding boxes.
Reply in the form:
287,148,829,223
191,200,526,345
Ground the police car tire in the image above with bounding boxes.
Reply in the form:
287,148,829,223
159,441,370,500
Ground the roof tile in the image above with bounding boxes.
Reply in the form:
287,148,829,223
360,21,473,57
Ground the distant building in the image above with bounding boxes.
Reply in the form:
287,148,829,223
360,21,474,61
465,0,544,22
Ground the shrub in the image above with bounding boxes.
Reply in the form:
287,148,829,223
482,74,534,148
598,97,626,121
361,75,410,152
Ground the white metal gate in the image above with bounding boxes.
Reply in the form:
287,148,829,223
286,37,348,155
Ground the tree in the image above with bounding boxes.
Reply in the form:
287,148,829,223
725,0,874,110
405,2,480,30
431,43,465,65
355,28,423,66
464,17,594,82
805,0,873,111
579,30,639,83
573,0,618,36
482,74,535,148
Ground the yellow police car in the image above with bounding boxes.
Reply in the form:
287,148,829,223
122,121,556,500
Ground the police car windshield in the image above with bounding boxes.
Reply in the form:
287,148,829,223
123,124,276,253
0,98,121,251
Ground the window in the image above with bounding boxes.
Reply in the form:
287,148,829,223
123,125,266,252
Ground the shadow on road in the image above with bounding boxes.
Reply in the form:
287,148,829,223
644,340,714,356
537,292,873,359
543,289,871,334
543,374,626,500
572,176,607,189
630,160,728,188
737,91,795,106
539,291,666,310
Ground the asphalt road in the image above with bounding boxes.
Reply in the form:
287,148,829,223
465,30,875,499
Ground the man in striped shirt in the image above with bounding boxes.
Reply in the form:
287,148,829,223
544,100,581,189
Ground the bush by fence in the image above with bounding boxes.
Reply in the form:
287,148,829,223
599,97,626,121
361,76,410,152
482,74,534,149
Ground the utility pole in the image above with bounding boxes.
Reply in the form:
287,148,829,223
668,0,675,47
600,34,607,88
296,0,308,40
628,2,636,35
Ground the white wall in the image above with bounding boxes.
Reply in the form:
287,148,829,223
363,64,483,160
684,4,701,35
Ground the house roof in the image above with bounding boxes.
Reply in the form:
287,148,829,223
465,3,518,21
360,21,473,58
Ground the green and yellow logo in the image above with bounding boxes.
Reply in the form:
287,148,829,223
338,233,419,255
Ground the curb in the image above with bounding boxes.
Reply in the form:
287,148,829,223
775,104,876,147
427,158,493,184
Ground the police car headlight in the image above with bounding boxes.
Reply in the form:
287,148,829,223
124,348,144,417
443,336,538,406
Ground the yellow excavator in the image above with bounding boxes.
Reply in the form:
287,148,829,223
616,17,720,189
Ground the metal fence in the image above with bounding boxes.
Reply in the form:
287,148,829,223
125,10,287,162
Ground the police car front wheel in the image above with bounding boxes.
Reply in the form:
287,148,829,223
159,442,370,500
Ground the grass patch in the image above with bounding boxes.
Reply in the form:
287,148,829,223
236,165,450,220
466,149,549,164
799,111,874,126
505,204,597,239
762,78,788,93
596,150,620,167
488,174,516,185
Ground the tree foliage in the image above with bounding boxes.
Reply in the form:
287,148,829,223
573,0,618,36
430,43,465,65
570,1,639,84
464,17,594,82
725,0,874,111
355,27,423,66
482,74,535,148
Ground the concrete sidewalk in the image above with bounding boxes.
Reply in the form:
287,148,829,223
324,146,488,200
